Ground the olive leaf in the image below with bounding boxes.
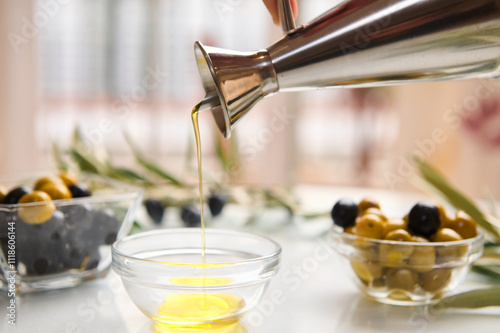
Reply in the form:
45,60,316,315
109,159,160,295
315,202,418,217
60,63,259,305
416,159,500,239
129,221,144,235
51,140,69,172
123,131,185,186
478,252,500,261
70,148,100,174
472,266,500,280
433,287,500,309
263,188,298,213
72,126,84,148
299,212,331,219
137,157,184,186
485,188,499,218
70,128,105,174
475,243,500,265
105,166,154,186
69,128,154,186
71,127,108,164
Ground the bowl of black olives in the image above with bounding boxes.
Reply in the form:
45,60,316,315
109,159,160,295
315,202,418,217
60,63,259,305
328,198,484,305
0,172,143,293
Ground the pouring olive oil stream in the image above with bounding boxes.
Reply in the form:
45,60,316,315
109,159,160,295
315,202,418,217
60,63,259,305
191,101,206,265
151,102,245,331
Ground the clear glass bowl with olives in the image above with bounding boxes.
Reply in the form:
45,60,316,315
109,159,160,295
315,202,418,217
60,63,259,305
328,198,484,305
0,173,143,293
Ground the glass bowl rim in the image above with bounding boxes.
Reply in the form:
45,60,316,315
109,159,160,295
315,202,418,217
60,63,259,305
0,191,143,208
329,225,484,247
112,228,282,266
0,172,144,208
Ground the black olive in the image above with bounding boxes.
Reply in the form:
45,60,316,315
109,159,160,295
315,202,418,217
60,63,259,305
104,232,117,245
32,258,49,275
408,201,441,238
61,204,92,229
39,210,67,241
4,186,32,204
90,209,120,245
68,184,91,198
63,208,118,264
208,194,226,217
21,241,66,275
84,253,100,270
16,211,68,275
180,206,201,227
331,198,358,228
144,199,165,224
0,211,10,238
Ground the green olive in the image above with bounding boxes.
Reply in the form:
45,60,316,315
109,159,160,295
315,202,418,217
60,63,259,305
412,235,430,243
434,228,469,260
379,229,414,266
344,225,356,235
408,245,436,272
40,182,72,201
352,239,379,261
386,218,408,233
372,278,387,288
0,185,7,203
59,171,79,187
355,214,387,239
363,207,388,223
388,291,413,301
358,198,380,215
437,204,450,229
379,244,413,267
386,268,419,292
420,268,452,292
433,228,463,242
18,191,56,224
33,176,62,191
384,229,412,242
446,211,477,239
350,260,383,283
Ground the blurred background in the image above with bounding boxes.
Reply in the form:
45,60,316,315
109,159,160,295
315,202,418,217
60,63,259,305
1,0,500,200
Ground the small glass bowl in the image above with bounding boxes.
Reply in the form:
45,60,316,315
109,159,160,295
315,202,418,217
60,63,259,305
112,228,281,329
329,225,484,305
0,175,143,293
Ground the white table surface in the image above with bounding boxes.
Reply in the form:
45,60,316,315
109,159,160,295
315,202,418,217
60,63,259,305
2,186,499,333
